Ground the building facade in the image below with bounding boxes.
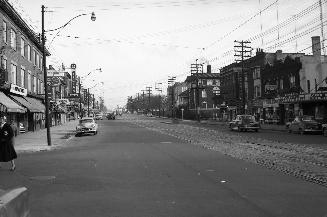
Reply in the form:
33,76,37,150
0,0,49,133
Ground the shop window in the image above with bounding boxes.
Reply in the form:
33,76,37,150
290,75,296,88
307,80,311,93
1,56,7,70
27,71,31,91
202,90,207,98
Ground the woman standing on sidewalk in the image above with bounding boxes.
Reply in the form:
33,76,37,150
0,114,17,171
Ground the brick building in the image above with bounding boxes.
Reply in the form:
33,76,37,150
0,0,50,133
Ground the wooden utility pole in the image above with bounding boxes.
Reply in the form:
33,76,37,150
146,86,152,113
168,76,176,119
234,40,251,114
191,60,203,122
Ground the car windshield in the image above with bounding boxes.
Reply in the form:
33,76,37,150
80,119,93,124
239,115,255,121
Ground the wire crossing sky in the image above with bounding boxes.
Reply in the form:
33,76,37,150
9,0,327,109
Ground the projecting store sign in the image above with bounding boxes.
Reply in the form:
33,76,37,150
10,84,27,96
72,71,76,94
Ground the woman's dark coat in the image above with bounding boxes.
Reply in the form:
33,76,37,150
0,123,17,162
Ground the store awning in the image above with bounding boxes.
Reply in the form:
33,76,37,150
10,95,40,113
24,97,45,113
0,91,26,113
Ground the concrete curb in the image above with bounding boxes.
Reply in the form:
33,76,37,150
0,187,29,217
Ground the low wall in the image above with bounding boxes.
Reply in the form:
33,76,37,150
0,187,29,217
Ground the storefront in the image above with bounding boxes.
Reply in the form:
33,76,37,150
262,99,280,124
277,91,327,124
0,91,26,135
24,96,45,131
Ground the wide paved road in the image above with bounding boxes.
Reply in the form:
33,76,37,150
1,117,327,217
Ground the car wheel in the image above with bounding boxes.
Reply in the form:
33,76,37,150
255,129,258,132
75,133,80,137
299,128,304,135
288,128,292,133
237,126,241,132
323,128,327,137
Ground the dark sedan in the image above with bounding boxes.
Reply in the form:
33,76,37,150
229,115,260,132
288,116,322,135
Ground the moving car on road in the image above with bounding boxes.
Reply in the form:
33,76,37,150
95,114,103,120
106,112,116,120
288,115,322,135
229,115,260,132
76,117,98,136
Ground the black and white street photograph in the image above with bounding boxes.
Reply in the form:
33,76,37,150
0,0,327,216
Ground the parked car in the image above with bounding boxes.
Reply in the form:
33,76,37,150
229,115,260,132
288,115,322,135
106,112,115,120
322,124,327,137
75,117,98,136
95,114,103,120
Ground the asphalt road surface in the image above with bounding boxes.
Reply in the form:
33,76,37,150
0,117,326,217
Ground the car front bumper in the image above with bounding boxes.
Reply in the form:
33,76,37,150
76,128,96,134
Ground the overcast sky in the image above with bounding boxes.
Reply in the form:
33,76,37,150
8,0,325,109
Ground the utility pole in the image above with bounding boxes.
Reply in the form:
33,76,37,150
191,60,203,122
146,86,152,113
87,88,90,117
79,79,82,118
155,83,162,118
42,5,51,146
141,90,146,114
234,40,251,115
168,76,176,119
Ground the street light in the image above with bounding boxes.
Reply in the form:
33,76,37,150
42,5,96,146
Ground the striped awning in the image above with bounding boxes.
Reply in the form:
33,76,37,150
10,95,41,113
0,91,26,113
24,96,45,113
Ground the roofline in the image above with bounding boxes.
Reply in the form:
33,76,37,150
0,0,51,56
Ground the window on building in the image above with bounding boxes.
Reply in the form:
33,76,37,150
20,37,26,57
33,50,37,66
36,53,40,68
40,81,44,94
27,71,31,91
10,29,17,50
2,21,7,43
27,45,31,61
290,75,296,87
253,67,260,79
307,80,311,93
38,78,41,94
202,90,207,98
40,57,43,70
33,76,37,93
254,85,261,98
11,63,17,85
280,79,283,90
21,67,25,88
1,56,7,70
202,80,207,86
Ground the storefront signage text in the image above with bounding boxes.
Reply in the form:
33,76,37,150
10,84,27,96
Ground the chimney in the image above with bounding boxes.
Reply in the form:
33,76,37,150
276,50,283,61
207,64,211,74
312,36,321,57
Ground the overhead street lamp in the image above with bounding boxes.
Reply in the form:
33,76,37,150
42,5,96,146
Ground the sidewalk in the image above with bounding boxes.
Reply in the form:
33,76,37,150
14,120,78,153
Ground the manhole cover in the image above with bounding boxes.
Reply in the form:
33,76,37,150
29,176,56,181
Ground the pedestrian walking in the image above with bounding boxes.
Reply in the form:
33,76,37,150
0,114,17,171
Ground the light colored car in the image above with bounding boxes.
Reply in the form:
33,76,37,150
288,115,322,135
95,114,103,120
229,115,260,132
76,117,98,136
322,124,327,137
